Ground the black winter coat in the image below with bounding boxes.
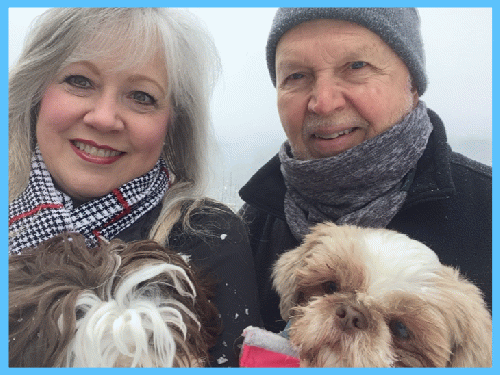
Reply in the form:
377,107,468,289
116,201,262,367
239,109,492,333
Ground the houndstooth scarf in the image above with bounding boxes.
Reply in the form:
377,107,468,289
280,101,433,241
9,147,170,254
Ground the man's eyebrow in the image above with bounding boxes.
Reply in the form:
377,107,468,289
277,43,380,67
276,50,312,72
341,43,380,60
277,60,306,71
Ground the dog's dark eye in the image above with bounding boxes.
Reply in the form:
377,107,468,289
296,291,306,304
75,307,85,321
322,281,338,294
389,319,411,340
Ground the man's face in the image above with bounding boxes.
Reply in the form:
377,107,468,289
275,19,419,160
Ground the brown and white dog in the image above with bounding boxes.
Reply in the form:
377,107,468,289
9,233,220,367
272,222,492,367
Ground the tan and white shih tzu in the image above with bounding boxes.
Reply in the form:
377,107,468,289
272,222,492,367
9,233,220,367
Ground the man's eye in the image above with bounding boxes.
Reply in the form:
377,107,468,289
131,91,157,106
64,75,92,88
288,72,305,80
350,61,367,70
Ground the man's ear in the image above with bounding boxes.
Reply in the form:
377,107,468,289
407,75,420,108
412,89,420,108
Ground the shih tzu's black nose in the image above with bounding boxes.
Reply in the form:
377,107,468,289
335,304,369,331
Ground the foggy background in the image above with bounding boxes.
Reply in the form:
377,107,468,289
9,7,492,210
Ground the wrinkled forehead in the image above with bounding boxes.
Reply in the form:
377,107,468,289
277,19,393,57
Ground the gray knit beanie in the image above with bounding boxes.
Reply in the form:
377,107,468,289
266,7,427,95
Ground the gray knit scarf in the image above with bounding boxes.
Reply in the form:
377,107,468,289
280,101,432,241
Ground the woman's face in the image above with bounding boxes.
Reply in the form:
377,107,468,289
36,55,171,200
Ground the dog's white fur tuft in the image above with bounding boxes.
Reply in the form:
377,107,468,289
66,263,200,367
361,230,442,297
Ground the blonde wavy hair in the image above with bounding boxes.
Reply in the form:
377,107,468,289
9,8,221,243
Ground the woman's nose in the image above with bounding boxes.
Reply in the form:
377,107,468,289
83,92,124,131
307,77,347,116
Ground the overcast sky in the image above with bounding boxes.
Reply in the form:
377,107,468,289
8,7,492,205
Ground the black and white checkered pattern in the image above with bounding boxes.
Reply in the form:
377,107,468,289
9,147,170,254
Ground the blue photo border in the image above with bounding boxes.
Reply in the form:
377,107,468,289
3,1,496,373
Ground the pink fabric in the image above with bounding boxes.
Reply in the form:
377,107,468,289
240,344,300,368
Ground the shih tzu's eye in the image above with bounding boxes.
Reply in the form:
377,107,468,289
389,319,412,340
296,291,306,304
322,281,338,294
75,307,85,321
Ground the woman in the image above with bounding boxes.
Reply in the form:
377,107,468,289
8,8,261,367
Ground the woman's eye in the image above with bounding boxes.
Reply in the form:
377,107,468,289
130,91,157,106
64,75,92,88
350,61,367,70
389,319,412,340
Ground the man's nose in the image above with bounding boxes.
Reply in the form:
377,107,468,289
307,77,346,116
83,92,124,131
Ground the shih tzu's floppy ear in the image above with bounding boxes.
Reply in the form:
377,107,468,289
9,233,120,367
272,245,305,320
436,267,492,367
272,222,335,320
272,222,339,320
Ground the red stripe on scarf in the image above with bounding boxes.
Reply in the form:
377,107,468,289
8,203,64,225
92,189,131,241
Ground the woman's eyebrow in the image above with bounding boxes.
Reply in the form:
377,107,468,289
127,75,167,96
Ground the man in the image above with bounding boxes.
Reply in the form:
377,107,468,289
239,8,492,333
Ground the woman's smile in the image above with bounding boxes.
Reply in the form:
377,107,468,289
70,139,124,164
